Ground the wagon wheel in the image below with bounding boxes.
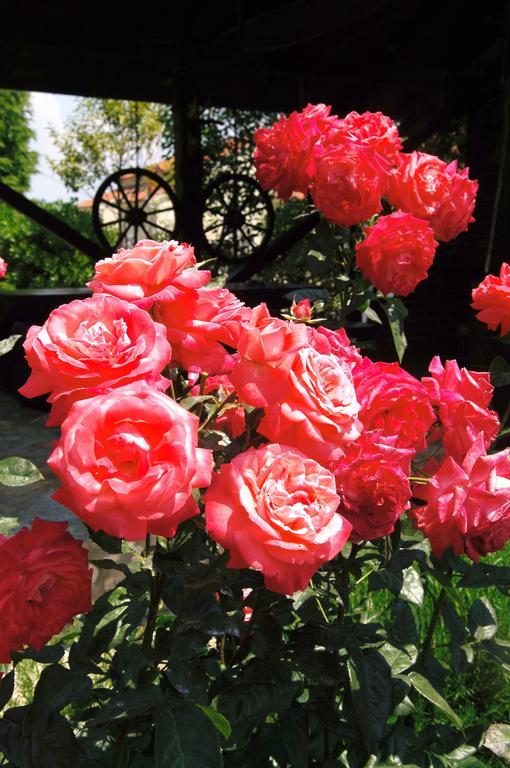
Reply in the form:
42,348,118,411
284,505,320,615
92,168,178,251
201,173,274,263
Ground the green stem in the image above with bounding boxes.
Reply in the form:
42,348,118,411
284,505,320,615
199,391,236,432
418,588,446,665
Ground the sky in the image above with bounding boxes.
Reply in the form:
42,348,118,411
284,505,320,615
28,91,79,202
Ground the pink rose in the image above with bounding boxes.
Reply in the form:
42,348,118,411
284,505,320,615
0,519,91,663
155,286,251,375
472,262,510,337
87,239,210,308
311,140,384,227
258,347,361,465
355,211,438,297
332,432,413,542
386,153,478,242
422,356,500,463
205,443,352,594
0,257,7,279
254,104,337,200
411,435,510,561
333,110,402,175
308,325,364,371
48,382,213,541
230,304,309,408
354,361,435,452
19,295,171,426
291,298,313,320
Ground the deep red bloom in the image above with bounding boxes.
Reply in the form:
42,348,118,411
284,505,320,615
332,432,413,542
334,110,402,175
355,211,437,296
0,519,91,663
472,262,510,337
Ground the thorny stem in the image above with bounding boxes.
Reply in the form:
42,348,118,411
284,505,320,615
418,587,446,666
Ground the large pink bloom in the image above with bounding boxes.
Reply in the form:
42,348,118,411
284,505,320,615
259,347,361,465
332,432,413,543
386,153,477,242
423,356,500,463
355,211,438,297
333,110,402,176
87,239,210,308
19,295,171,425
155,286,251,375
230,304,309,408
308,325,364,371
0,519,91,663
472,262,510,337
254,103,337,200
205,443,351,594
412,435,510,561
354,361,435,453
48,382,212,541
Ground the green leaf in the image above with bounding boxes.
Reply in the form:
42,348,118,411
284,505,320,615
199,430,231,450
399,567,424,606
155,701,222,768
179,395,217,411
90,686,162,725
196,704,231,740
86,526,122,554
0,672,14,712
483,723,510,761
218,682,299,727
408,671,462,728
468,597,497,641
380,298,408,362
363,306,382,324
0,456,43,486
347,649,392,752
13,644,65,664
308,249,326,261
0,335,21,356
458,563,510,589
32,665,92,713
490,355,510,387
280,704,309,768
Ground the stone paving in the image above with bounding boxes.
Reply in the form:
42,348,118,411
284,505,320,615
0,390,86,538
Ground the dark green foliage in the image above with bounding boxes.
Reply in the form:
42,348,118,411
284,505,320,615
0,91,37,193
0,201,95,288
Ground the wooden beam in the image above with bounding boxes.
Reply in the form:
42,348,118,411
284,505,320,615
0,182,106,262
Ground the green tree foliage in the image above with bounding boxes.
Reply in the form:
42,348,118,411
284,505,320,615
49,99,166,195
0,90,37,193
0,201,94,288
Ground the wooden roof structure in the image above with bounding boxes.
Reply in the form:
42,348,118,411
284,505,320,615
0,1,506,145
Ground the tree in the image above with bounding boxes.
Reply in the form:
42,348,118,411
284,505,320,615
49,99,165,195
0,89,37,192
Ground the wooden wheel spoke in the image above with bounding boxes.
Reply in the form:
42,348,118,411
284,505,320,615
100,217,123,228
145,206,175,217
116,182,134,211
145,220,174,236
140,182,162,211
240,227,256,249
204,221,223,234
101,198,129,215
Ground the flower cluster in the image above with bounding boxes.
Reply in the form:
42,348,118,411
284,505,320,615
16,226,508,608
254,104,478,296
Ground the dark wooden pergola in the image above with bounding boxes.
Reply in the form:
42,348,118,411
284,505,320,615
0,1,509,366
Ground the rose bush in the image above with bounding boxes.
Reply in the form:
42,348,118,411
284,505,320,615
2,104,509,768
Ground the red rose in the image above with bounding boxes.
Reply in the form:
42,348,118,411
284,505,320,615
230,304,309,408
0,519,91,663
87,239,210,308
48,382,213,541
354,361,435,452
291,298,313,320
155,286,251,375
258,347,361,465
254,103,337,200
19,295,171,425
311,140,384,227
386,153,477,242
205,443,351,594
355,211,438,296
472,262,510,337
334,110,402,175
332,432,413,542
411,435,510,561
422,356,500,463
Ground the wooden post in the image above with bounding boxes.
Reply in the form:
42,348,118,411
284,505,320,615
172,80,204,247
